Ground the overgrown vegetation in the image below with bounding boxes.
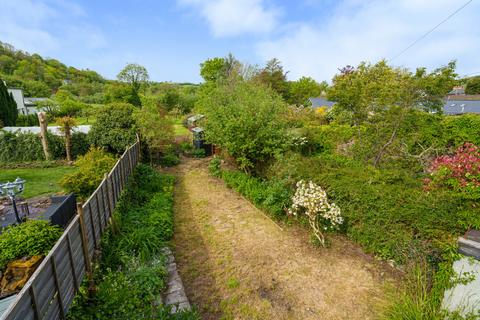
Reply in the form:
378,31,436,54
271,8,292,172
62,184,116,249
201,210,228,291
60,147,116,199
67,165,200,320
200,57,480,317
0,220,62,271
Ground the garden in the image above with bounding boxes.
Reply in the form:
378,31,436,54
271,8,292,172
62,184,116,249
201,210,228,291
1,43,480,319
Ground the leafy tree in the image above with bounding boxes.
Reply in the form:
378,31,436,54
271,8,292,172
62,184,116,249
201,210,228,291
56,116,77,162
465,76,480,94
254,58,289,100
327,60,457,166
0,79,17,126
200,57,226,82
88,103,137,154
288,76,326,106
51,89,86,117
104,81,141,106
117,63,149,107
133,97,174,161
197,81,289,173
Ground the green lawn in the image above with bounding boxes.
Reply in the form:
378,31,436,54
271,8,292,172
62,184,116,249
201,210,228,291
172,117,191,137
0,166,77,198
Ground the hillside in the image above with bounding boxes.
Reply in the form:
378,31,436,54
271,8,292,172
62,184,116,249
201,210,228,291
0,41,105,97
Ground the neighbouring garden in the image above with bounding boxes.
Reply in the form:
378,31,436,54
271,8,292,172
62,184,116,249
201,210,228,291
1,39,480,319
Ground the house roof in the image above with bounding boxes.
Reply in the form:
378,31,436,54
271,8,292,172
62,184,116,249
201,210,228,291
309,98,336,109
443,100,480,115
24,97,49,106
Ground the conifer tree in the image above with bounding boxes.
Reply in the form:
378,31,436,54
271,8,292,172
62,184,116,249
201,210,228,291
0,79,18,126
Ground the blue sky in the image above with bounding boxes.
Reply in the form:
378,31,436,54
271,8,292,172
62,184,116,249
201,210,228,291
1,0,479,83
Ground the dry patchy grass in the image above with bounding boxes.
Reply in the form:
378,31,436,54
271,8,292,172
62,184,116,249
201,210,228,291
166,158,395,320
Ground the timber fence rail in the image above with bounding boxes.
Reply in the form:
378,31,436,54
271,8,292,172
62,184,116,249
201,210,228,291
0,140,141,320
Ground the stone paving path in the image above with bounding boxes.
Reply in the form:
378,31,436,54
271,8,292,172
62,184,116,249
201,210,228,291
167,158,393,320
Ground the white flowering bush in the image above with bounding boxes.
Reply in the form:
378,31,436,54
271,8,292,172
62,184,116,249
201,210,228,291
288,180,343,246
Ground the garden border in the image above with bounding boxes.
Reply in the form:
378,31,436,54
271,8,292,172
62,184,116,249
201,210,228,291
0,138,141,320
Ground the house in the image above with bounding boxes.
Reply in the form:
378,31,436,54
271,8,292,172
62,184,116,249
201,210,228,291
24,97,51,114
308,97,336,110
6,88,28,115
448,86,465,96
443,99,480,115
6,87,50,115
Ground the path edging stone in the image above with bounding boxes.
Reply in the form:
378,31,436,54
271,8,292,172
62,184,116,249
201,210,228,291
162,247,191,313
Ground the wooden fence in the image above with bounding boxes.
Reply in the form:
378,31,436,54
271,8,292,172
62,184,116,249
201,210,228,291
0,140,141,320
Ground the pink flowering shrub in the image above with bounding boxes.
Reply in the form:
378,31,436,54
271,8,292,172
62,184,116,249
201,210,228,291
425,142,480,199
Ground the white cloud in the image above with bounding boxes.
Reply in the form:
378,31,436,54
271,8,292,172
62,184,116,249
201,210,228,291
178,0,281,37
0,0,106,59
256,0,480,81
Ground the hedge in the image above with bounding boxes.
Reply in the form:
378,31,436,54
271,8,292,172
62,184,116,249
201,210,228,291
0,130,90,163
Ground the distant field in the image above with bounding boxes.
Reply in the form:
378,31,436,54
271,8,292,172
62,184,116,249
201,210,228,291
0,166,77,198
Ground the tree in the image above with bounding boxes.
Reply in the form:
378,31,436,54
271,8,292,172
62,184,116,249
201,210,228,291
88,103,137,154
117,63,149,107
254,58,289,100
57,116,77,162
200,57,226,82
197,81,289,173
288,77,326,106
104,81,141,106
0,80,17,126
465,76,480,94
327,60,457,166
133,97,174,161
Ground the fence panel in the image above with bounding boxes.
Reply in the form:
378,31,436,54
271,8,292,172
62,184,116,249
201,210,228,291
1,141,140,320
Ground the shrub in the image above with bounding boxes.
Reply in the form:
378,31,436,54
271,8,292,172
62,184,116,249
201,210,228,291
0,220,62,271
208,158,222,177
15,114,38,126
197,81,289,173
288,180,344,246
268,152,479,264
60,147,116,199
426,142,480,199
191,148,205,158
221,170,291,218
88,103,137,155
159,152,180,167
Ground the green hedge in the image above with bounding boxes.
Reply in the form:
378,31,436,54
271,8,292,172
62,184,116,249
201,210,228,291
0,130,90,163
269,153,479,264
67,164,199,320
209,159,291,219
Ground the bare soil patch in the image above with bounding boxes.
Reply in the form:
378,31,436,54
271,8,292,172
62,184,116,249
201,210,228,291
166,158,395,320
